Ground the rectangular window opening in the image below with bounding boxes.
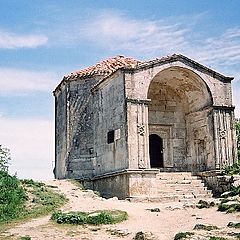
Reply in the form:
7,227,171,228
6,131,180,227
107,130,115,144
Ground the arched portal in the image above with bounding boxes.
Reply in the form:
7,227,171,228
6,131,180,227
149,134,164,168
147,66,214,172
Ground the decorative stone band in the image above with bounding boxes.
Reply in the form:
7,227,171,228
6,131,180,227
90,169,159,181
213,105,235,111
126,98,151,104
137,124,145,136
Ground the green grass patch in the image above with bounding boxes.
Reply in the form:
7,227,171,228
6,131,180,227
18,236,31,240
51,210,128,225
224,160,240,175
68,179,84,189
218,202,240,213
209,237,228,240
227,222,240,228
197,200,215,209
0,175,67,229
193,224,218,231
0,171,27,223
174,232,194,240
19,179,67,219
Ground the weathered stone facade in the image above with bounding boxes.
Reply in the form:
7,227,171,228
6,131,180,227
54,54,237,198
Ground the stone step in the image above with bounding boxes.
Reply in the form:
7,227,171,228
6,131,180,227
157,189,211,195
154,172,212,201
128,194,212,203
156,189,212,195
156,182,206,189
156,173,200,181
156,179,204,185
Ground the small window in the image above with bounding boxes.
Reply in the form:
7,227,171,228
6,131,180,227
107,130,115,144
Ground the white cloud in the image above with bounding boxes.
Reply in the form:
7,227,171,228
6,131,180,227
0,29,48,49
80,11,240,70
0,68,59,95
82,12,190,55
80,11,240,117
189,27,240,66
0,117,54,180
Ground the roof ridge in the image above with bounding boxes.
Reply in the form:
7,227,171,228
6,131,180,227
64,55,140,80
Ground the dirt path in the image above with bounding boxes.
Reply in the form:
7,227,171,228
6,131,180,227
3,180,240,240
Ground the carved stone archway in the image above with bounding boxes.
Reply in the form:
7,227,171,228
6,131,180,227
147,66,213,172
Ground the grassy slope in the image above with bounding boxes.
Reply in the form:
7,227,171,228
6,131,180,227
0,176,67,234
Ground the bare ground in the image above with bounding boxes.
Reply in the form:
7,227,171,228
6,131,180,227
2,179,240,240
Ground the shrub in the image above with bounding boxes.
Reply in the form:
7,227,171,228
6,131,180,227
51,210,128,225
218,202,240,213
197,200,215,209
174,232,194,240
224,161,240,175
227,222,240,228
0,170,27,223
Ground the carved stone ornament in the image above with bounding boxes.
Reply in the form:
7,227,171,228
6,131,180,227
138,159,146,169
137,124,145,136
219,130,226,139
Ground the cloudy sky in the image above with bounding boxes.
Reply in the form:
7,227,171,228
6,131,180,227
0,0,239,180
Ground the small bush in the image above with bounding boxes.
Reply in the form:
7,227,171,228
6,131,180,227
227,222,240,228
174,232,194,240
224,161,240,175
0,171,27,223
218,202,240,213
51,210,128,225
21,179,45,188
197,200,215,209
230,185,240,196
235,233,240,239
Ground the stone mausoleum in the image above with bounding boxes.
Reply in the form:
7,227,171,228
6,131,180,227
54,54,237,199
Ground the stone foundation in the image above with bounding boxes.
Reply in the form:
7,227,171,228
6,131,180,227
81,169,159,199
197,171,237,197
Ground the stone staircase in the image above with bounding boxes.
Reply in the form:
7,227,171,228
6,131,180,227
154,172,212,202
129,172,213,203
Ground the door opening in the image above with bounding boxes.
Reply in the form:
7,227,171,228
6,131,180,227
149,134,164,168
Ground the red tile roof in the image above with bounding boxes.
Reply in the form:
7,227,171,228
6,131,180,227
64,55,141,80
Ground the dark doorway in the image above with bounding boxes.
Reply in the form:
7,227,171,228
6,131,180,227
149,134,164,168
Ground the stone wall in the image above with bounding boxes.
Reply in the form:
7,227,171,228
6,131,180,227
198,171,235,197
67,78,98,179
93,71,129,176
81,169,159,199
54,84,68,179
186,108,215,172
124,59,236,171
54,55,236,184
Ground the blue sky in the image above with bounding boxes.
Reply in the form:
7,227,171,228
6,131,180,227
0,0,239,179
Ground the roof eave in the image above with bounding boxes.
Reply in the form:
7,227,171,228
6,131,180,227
133,54,234,82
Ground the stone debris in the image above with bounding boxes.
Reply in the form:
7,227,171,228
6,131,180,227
106,228,130,237
146,208,161,212
134,231,157,240
193,224,219,231
107,196,119,201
